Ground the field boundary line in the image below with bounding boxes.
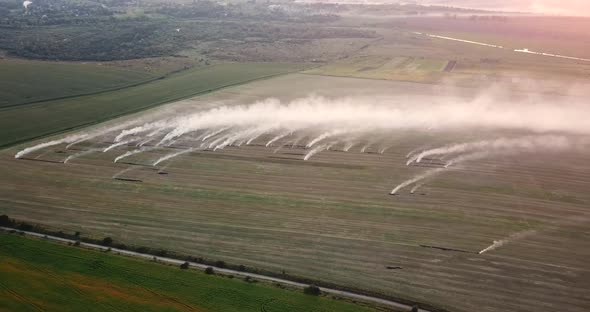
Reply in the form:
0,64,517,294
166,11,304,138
0,63,307,150
0,75,161,111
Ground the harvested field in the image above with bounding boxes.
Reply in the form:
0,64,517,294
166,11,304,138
2,74,590,312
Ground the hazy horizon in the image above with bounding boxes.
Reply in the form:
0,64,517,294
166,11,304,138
419,0,590,15
296,0,590,16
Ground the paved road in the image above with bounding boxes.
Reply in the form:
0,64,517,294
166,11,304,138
1,227,429,312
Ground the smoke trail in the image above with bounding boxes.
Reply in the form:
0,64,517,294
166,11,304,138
112,166,137,179
266,132,291,147
514,48,590,62
290,134,306,148
479,230,536,254
217,127,269,150
34,150,52,160
390,168,446,195
157,122,201,146
306,130,344,148
425,33,504,49
137,137,154,147
444,151,492,168
202,127,229,142
245,130,267,145
115,121,168,142
406,146,426,159
65,135,90,150
208,133,233,150
379,145,392,154
103,140,132,152
360,143,372,153
153,146,203,166
15,134,87,159
114,146,155,163
63,148,102,164
343,142,356,152
303,144,326,160
273,144,286,154
410,182,425,194
407,135,573,165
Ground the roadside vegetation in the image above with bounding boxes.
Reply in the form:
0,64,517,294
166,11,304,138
0,215,438,312
0,231,381,312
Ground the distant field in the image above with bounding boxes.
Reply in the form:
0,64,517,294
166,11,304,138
0,62,305,148
2,74,589,312
303,55,448,83
0,233,378,312
0,59,156,108
398,16,590,59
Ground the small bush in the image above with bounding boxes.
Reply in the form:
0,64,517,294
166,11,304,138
303,285,321,296
102,237,113,246
17,223,33,231
180,262,189,269
205,267,214,275
0,214,14,227
73,241,80,247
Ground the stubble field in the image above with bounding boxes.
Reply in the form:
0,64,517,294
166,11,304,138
2,73,589,312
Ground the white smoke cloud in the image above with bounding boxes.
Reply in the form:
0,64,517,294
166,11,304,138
479,230,536,254
14,83,590,196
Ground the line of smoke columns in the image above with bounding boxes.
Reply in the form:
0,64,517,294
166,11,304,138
14,95,590,195
15,131,588,197
16,94,590,162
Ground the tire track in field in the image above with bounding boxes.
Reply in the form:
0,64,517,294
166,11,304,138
6,252,124,312
260,298,276,312
0,281,45,312
10,245,200,312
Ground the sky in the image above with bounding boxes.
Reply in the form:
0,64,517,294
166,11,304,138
418,0,590,15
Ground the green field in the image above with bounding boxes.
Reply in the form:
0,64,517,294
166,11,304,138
0,232,379,312
0,62,304,148
0,60,156,108
303,55,448,83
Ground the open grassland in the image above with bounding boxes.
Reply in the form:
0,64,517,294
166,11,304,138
0,233,378,312
2,74,589,312
0,62,305,148
0,59,156,108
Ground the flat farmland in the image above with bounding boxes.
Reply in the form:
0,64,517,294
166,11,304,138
303,55,449,83
0,233,378,312
396,16,590,59
0,62,305,148
0,59,156,108
1,74,590,312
